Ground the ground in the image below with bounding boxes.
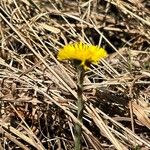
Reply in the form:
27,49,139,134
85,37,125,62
0,0,150,149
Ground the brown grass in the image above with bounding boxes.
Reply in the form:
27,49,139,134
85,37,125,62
0,0,150,149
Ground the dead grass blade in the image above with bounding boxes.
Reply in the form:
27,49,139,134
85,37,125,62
132,101,150,129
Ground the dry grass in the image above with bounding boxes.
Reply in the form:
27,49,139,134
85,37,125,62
0,0,150,149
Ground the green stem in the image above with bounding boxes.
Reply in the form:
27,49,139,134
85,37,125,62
75,66,85,150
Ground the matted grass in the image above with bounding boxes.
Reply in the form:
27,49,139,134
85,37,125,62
0,0,150,149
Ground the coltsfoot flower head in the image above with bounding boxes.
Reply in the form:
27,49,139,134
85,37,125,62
58,42,107,70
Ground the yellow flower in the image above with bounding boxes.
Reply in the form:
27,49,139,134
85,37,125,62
57,42,107,70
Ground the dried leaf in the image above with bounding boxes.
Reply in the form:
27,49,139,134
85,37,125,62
132,101,150,129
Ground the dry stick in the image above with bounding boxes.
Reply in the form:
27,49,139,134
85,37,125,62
75,67,85,150
0,13,98,148
0,127,30,150
97,108,150,147
0,12,79,100
86,105,125,150
0,120,40,149
0,14,47,150
110,0,150,26
129,101,135,133
2,1,79,99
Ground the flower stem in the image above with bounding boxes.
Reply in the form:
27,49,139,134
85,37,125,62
75,66,85,150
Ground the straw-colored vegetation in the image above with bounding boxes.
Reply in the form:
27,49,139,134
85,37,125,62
0,0,150,149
